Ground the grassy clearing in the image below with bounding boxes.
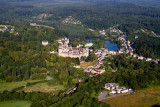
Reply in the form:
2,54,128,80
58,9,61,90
102,86,160,107
0,79,65,94
33,24,54,29
0,25,14,28
80,60,96,67
24,83,65,93
0,80,40,92
0,100,31,107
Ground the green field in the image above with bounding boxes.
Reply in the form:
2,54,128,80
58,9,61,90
0,80,40,92
24,83,65,93
0,79,65,94
0,101,31,107
0,25,14,28
32,24,54,29
102,86,160,107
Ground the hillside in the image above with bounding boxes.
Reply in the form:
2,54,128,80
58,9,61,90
102,86,160,107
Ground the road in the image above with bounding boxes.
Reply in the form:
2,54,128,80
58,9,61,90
98,90,135,101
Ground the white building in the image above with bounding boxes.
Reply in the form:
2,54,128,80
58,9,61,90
49,51,55,54
88,28,95,31
133,54,137,58
104,83,119,90
30,23,37,26
104,83,132,94
77,44,83,48
58,38,89,59
146,58,152,61
138,56,144,60
99,30,106,35
118,37,125,41
42,41,48,46
108,51,117,55
121,89,129,93
135,35,138,39
85,43,93,47
110,90,116,94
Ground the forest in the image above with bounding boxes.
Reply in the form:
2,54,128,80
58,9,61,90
104,54,160,89
0,53,159,107
130,33,160,58
0,0,160,59
0,0,160,106
0,24,86,87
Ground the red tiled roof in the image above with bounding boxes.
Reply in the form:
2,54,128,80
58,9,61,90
97,69,105,72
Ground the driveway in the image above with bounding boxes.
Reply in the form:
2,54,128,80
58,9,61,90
98,90,135,101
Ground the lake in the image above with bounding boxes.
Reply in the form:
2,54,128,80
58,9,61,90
86,39,120,51
105,40,120,51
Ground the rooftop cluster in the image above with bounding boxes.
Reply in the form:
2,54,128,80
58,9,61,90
62,16,82,25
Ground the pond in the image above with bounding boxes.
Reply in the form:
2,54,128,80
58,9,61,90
87,38,120,51
105,40,120,51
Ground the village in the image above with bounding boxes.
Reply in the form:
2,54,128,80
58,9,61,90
0,25,19,35
62,16,83,26
40,26,160,97
41,27,160,76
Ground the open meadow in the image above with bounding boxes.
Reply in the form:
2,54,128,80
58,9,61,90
0,80,40,92
32,24,55,30
102,86,160,107
0,79,66,94
80,61,96,68
0,101,31,107
24,83,65,93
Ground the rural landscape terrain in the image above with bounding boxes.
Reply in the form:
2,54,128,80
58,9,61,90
0,0,160,107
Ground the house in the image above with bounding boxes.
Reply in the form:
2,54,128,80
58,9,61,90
108,51,117,55
96,69,105,74
104,83,119,91
110,90,116,94
11,28,15,31
88,28,95,31
91,69,98,74
30,23,37,26
49,51,55,54
89,49,93,52
146,58,152,61
133,54,137,58
126,50,129,53
135,35,138,39
138,56,144,60
117,90,121,93
42,41,48,46
78,79,83,83
85,43,93,47
99,30,106,35
153,60,159,64
77,44,83,48
127,41,131,45
130,52,133,56
104,83,132,94
14,32,19,35
74,65,81,68
119,50,124,54
121,89,129,93
57,39,63,44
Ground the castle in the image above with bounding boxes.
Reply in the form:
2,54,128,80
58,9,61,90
58,38,89,58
